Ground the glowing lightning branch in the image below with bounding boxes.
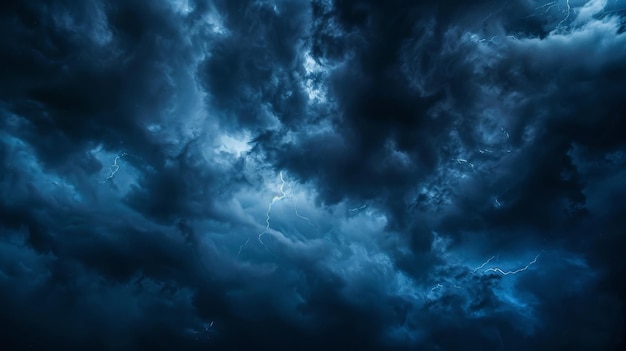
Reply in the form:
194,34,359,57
294,200,315,228
473,256,496,273
524,1,558,18
237,237,251,258
482,0,512,23
478,35,499,43
239,171,319,257
284,179,315,228
102,153,127,183
557,0,572,29
258,172,288,246
348,204,367,212
525,1,572,30
483,254,540,275
536,1,558,12
431,283,443,292
106,155,122,180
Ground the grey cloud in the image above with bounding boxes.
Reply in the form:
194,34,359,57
1,0,625,350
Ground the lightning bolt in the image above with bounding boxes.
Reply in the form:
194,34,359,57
473,255,496,273
431,283,443,292
294,200,315,228
483,254,540,275
237,237,251,258
348,204,367,212
482,0,512,23
258,171,288,246
283,177,316,229
102,152,127,183
524,1,559,18
557,0,572,29
238,171,318,257
478,35,499,43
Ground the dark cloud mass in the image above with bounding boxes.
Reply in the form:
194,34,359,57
1,0,625,349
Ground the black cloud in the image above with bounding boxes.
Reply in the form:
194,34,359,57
1,0,625,350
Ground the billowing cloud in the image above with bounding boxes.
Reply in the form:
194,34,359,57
0,0,625,350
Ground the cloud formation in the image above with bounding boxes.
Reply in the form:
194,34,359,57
0,0,625,349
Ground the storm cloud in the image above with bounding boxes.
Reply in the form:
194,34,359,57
0,0,625,350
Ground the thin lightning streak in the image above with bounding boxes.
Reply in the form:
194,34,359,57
473,256,496,273
431,283,443,292
102,153,127,182
348,204,367,212
106,156,122,180
484,254,540,275
285,179,315,228
270,174,319,235
482,0,511,23
558,0,572,29
294,200,315,227
258,172,288,246
524,1,558,18
535,1,557,11
239,171,319,257
237,237,250,258
478,35,499,43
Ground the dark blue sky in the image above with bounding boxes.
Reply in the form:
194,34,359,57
1,0,625,350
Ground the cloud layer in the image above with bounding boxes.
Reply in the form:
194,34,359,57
1,0,625,349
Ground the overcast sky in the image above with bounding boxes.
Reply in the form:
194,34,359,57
1,0,625,350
